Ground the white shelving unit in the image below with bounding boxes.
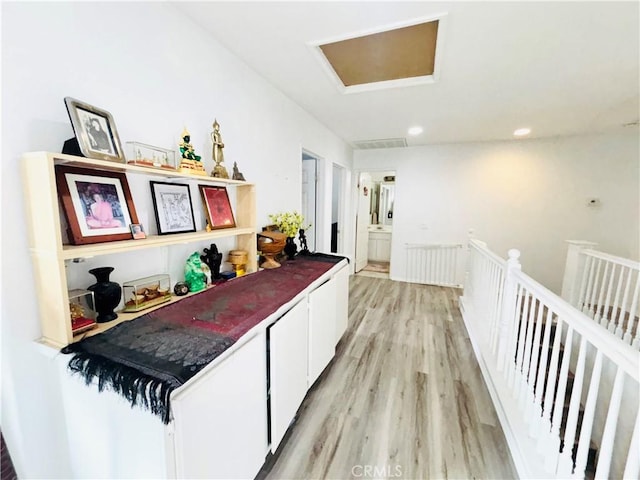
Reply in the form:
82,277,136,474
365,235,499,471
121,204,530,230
21,151,257,348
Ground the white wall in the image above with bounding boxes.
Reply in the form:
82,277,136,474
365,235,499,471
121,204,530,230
0,3,352,477
354,130,639,292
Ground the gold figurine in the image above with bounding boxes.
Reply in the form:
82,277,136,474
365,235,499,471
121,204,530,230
211,119,229,179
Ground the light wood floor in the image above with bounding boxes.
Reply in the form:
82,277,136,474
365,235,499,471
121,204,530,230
259,275,518,480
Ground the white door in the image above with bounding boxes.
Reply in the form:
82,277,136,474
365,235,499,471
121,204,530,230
301,157,317,251
171,334,268,479
269,299,309,452
334,265,349,344
308,279,336,386
355,172,371,272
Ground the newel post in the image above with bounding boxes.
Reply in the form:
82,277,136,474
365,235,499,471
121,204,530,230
496,249,521,372
560,240,598,306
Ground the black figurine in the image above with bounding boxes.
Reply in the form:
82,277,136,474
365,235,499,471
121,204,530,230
201,243,223,279
298,228,310,255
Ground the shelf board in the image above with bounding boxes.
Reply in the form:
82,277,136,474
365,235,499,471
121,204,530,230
26,151,254,186
61,227,256,259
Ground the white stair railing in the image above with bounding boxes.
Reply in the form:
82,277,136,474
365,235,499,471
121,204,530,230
404,243,464,287
460,239,640,480
562,241,640,349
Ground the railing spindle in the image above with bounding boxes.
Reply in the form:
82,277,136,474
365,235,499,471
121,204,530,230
594,367,626,479
573,350,603,479
595,261,610,324
623,408,640,479
557,336,587,476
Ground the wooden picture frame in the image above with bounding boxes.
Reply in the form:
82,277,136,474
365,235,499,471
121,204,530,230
55,165,139,245
64,97,125,162
198,185,236,230
150,181,196,235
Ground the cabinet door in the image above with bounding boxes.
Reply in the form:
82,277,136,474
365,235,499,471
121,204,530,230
171,333,267,479
269,299,309,452
334,266,350,344
308,279,336,386
368,236,377,261
378,236,391,261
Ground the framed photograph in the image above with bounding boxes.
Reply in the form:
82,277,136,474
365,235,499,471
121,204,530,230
198,185,236,229
55,165,139,245
64,97,125,162
130,223,146,240
150,181,196,235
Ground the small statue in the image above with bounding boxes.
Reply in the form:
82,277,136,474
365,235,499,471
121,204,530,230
298,228,310,255
201,243,223,279
232,161,246,181
211,119,229,178
184,252,206,292
179,128,201,161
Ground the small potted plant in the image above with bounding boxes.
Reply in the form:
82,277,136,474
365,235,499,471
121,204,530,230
268,211,310,260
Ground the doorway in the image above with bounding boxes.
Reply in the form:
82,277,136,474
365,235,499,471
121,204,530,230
331,164,346,253
354,170,395,277
301,151,318,252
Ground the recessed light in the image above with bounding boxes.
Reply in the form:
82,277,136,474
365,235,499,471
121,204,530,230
408,126,424,136
513,128,531,137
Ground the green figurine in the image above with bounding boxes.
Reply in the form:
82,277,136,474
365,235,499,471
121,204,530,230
184,252,206,293
179,128,201,161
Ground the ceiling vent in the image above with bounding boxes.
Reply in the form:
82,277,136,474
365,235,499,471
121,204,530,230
353,138,408,149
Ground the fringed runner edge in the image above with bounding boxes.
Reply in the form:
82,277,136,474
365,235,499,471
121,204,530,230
63,349,174,424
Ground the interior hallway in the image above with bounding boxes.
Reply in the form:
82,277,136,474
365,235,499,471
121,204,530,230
259,275,517,479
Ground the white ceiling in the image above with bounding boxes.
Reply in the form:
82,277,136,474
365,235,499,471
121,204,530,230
178,1,639,147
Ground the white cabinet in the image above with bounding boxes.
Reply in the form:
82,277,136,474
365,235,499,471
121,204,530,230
269,299,309,452
334,265,350,344
171,333,267,479
308,279,336,386
368,231,391,262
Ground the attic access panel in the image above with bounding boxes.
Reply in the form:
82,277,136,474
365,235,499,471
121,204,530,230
319,20,439,87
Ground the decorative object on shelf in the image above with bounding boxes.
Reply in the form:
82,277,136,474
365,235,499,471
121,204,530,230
178,128,206,175
55,165,139,245
185,252,206,293
257,231,286,269
173,281,189,296
198,185,236,230
210,119,229,179
179,127,201,161
122,274,171,312
126,141,177,170
284,237,297,260
298,228,310,255
87,267,122,323
232,162,245,181
63,97,126,163
68,289,97,334
228,249,248,276
219,270,236,280
201,244,223,280
268,211,310,260
130,223,146,240
150,181,196,235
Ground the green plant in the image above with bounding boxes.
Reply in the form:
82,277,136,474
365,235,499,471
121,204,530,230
268,211,310,238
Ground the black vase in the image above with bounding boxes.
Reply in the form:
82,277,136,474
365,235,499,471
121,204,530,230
88,267,122,323
284,237,297,260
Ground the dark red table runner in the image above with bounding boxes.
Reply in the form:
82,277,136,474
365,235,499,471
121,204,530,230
61,255,343,423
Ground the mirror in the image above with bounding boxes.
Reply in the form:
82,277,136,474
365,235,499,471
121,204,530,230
368,171,395,226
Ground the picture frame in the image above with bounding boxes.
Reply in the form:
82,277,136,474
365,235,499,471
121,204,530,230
130,223,146,240
198,185,236,230
55,165,139,245
64,97,125,162
150,181,196,235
